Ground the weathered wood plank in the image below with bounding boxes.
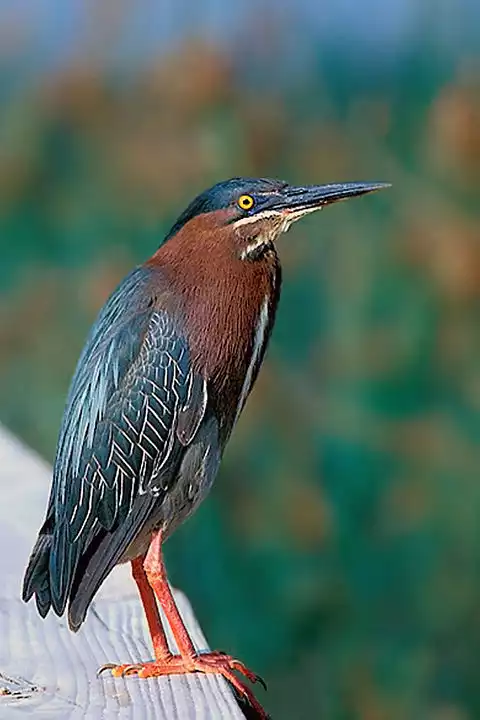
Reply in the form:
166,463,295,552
0,426,246,718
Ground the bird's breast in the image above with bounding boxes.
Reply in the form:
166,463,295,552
150,233,281,440
184,259,280,439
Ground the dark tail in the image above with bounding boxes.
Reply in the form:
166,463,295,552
23,511,83,621
67,493,156,631
23,494,156,632
22,519,54,618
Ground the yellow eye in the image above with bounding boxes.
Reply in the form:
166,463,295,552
237,194,255,211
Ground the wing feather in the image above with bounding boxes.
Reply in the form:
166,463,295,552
23,267,208,621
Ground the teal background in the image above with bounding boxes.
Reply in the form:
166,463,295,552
1,3,479,718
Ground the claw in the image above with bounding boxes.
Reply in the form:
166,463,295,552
97,663,117,677
256,674,267,692
119,664,141,677
226,658,267,690
243,668,267,691
98,662,145,678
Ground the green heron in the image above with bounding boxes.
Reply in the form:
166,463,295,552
23,177,389,717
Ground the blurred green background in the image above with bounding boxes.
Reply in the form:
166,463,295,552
1,2,479,718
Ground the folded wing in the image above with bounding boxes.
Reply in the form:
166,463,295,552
22,267,207,628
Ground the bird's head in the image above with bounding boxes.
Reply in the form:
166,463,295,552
165,177,390,261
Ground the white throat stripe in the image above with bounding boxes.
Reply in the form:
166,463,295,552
234,297,270,424
234,210,280,228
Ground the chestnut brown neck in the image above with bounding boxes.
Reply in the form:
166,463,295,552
147,212,281,435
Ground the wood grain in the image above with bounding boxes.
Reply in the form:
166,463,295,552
0,425,246,719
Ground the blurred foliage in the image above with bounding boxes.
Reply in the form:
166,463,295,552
1,8,480,719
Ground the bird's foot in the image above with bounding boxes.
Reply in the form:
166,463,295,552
98,651,267,717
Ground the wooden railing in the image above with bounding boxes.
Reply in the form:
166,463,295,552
0,425,246,718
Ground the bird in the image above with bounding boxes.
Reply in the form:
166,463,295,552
22,176,389,717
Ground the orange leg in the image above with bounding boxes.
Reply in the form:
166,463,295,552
99,531,267,718
130,555,172,661
97,554,172,676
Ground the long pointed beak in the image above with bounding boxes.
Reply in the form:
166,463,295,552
274,181,391,216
